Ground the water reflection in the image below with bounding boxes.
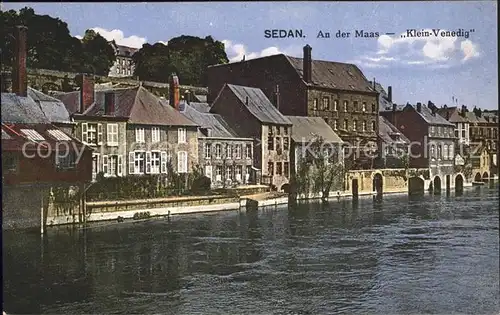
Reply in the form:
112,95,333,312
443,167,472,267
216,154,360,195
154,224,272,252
3,185,499,314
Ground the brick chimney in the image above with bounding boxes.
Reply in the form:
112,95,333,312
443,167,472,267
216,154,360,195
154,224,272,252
77,73,95,113
169,73,180,110
416,102,422,113
303,45,312,83
184,89,191,104
12,25,28,97
387,86,392,103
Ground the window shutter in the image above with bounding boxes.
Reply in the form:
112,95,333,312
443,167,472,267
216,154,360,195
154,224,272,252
128,152,135,175
177,151,182,173
117,155,123,176
161,151,167,174
145,151,151,174
107,124,111,145
97,123,103,145
103,155,108,175
82,123,88,144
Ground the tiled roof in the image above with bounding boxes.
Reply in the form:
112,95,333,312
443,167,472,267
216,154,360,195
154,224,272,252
55,86,198,126
286,115,343,144
1,93,51,124
194,94,207,103
285,56,376,93
27,87,72,124
436,107,467,123
405,104,455,126
464,111,487,124
378,116,410,145
224,84,292,125
188,102,211,113
181,103,239,138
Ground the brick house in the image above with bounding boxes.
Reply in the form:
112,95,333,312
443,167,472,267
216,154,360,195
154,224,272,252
210,84,293,190
381,102,457,188
180,101,254,187
55,75,199,180
207,45,379,168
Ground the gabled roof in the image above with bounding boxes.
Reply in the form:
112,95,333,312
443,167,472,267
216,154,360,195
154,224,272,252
181,103,240,138
27,87,72,124
378,116,410,145
404,104,455,126
370,81,393,111
286,115,343,144
110,42,139,57
285,56,376,93
464,111,487,124
1,93,51,124
220,84,292,125
436,107,467,123
55,86,198,126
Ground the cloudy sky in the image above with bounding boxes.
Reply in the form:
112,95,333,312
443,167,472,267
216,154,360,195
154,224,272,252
4,2,498,109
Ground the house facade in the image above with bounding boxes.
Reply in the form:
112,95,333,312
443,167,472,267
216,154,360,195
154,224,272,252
180,102,254,187
376,115,410,168
207,45,379,168
437,105,470,146
108,42,138,77
55,74,199,180
210,84,293,191
381,102,457,186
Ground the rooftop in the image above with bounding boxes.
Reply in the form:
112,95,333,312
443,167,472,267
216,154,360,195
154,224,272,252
286,115,343,144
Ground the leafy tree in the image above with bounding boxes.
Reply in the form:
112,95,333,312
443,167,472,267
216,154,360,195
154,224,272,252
80,29,116,75
133,35,228,86
1,7,115,75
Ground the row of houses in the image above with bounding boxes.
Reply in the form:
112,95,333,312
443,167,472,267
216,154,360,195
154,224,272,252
2,26,498,198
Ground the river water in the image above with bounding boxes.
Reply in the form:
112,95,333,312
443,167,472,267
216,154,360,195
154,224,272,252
3,184,499,314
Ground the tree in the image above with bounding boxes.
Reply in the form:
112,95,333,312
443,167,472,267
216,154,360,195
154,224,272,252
1,7,115,74
81,29,116,76
133,35,228,86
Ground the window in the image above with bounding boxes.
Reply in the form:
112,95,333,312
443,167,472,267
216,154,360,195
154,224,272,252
494,129,498,139
215,144,222,159
150,151,160,174
371,103,376,112
449,144,454,157
225,166,232,181
284,127,288,135
226,144,232,159
362,102,366,112
178,128,187,143
135,127,145,143
438,126,442,135
268,128,274,150
134,151,146,174
461,130,466,138
245,165,252,183
488,129,492,138
204,143,212,159
268,162,274,176
353,120,357,131
235,165,243,181
313,99,318,110
245,144,252,159
161,152,168,174
333,100,338,111
371,121,376,131
275,137,282,151
277,127,281,135
443,145,449,160
105,155,119,176
205,165,213,179
276,162,283,175
437,145,442,160
333,120,338,130
92,154,100,179
344,120,348,130
56,151,76,170
430,145,436,159
151,127,160,143
82,123,102,145
107,124,119,146
343,100,348,112
215,165,223,181
178,151,188,173
235,144,242,159
362,121,367,132
431,126,435,134
283,137,289,150
284,162,289,178
353,101,358,112
455,130,459,138
323,97,330,110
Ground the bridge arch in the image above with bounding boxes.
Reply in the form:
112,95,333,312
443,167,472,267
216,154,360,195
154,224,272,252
372,171,383,195
408,176,425,195
474,172,482,182
432,175,442,194
455,173,464,194
482,172,489,182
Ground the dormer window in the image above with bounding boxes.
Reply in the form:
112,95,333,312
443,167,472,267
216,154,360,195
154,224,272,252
104,92,115,115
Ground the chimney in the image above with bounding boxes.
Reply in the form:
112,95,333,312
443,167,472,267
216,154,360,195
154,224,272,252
169,73,180,110
373,78,376,90
416,102,422,113
462,105,467,113
274,85,280,110
77,73,95,113
387,86,392,102
303,45,312,83
12,25,28,97
184,89,191,104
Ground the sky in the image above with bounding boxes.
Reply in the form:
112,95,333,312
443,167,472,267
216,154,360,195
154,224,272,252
3,2,498,110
